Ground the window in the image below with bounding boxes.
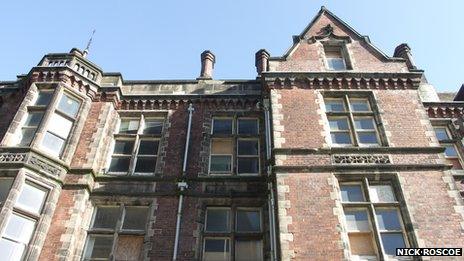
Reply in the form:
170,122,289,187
40,93,81,157
324,45,348,71
210,117,260,175
83,205,149,261
0,178,13,207
339,179,410,259
433,126,462,169
325,95,381,146
0,182,48,261
108,116,164,175
17,90,54,146
203,207,262,261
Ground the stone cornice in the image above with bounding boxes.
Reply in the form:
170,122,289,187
273,163,451,173
424,102,464,118
261,71,423,90
273,146,445,155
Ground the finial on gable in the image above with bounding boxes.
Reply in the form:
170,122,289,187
83,29,96,58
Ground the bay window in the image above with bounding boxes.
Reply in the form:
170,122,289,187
0,182,48,261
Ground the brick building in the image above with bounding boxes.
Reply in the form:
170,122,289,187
0,6,463,261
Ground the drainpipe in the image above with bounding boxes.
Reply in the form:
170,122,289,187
173,103,194,261
264,99,278,261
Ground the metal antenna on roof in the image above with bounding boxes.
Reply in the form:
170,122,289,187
83,29,96,58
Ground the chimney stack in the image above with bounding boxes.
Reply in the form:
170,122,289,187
199,50,215,79
394,43,417,70
255,49,270,75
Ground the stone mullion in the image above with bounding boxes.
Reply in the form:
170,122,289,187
364,178,386,261
344,94,358,146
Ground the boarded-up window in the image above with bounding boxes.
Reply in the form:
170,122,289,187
114,235,144,261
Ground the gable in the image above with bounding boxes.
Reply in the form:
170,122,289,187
268,7,409,73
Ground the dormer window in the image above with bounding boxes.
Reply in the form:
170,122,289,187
324,45,348,71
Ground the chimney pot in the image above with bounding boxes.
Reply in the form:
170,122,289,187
255,49,270,75
199,50,215,79
394,43,417,70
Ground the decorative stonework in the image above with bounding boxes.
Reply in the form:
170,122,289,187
29,155,62,176
0,153,26,162
332,154,391,164
0,152,62,177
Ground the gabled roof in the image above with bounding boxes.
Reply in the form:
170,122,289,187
270,6,404,62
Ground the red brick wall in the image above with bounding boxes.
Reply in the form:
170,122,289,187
375,90,432,147
39,189,77,260
399,171,464,247
280,173,344,260
277,89,325,149
71,101,104,167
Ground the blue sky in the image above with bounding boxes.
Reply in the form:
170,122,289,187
0,1,462,92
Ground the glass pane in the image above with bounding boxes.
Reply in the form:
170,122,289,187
348,233,376,256
434,127,450,141
213,119,233,135
211,139,233,154
444,145,458,157
134,157,157,173
237,158,259,174
84,236,114,259
357,132,378,144
329,118,350,130
108,157,131,173
236,210,260,232
376,209,402,231
48,113,73,138
113,140,135,155
41,132,66,156
0,178,13,203
24,112,43,126
138,140,159,155
331,132,352,144
325,99,345,112
235,240,263,261
0,238,25,261
340,185,365,202
327,58,346,70
204,239,229,261
3,214,35,243
354,118,375,130
237,140,258,156
92,206,119,229
143,119,163,134
19,128,36,146
369,185,396,202
16,183,47,214
210,156,232,173
119,119,139,134
114,235,143,261
35,91,53,106
57,94,80,118
238,119,258,135
122,207,148,230
350,99,370,112
345,210,370,231
381,233,406,256
206,209,230,232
